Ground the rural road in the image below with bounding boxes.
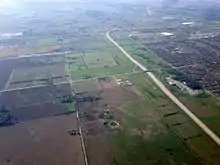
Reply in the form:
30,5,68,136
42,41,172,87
0,51,72,61
0,81,69,93
106,30,220,146
67,65,88,165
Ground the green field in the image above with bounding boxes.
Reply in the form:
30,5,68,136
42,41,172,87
112,72,220,164
73,79,101,93
111,31,220,157
157,74,220,137
66,36,134,80
65,103,76,112
163,114,188,126
3,2,220,165
111,99,199,165
174,123,201,139
64,31,220,164
83,52,117,69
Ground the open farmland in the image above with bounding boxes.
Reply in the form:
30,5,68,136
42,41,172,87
67,34,134,80
71,73,220,165
1,1,220,164
174,123,201,139
7,63,68,89
84,52,117,69
68,50,134,80
0,60,15,90
112,29,220,143
0,83,72,122
113,72,220,164
0,54,67,90
24,55,65,66
0,50,83,165
0,114,84,165
74,79,102,94
76,77,141,165
0,35,64,58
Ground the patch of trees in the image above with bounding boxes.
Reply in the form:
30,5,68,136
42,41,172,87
173,71,203,90
60,95,74,103
75,96,100,103
0,106,16,127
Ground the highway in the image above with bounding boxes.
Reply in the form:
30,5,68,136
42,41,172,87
106,31,220,146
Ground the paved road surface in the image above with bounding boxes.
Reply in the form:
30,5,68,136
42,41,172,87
106,31,220,146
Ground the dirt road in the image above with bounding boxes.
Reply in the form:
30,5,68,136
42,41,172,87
67,64,88,165
0,51,72,61
0,81,69,93
106,31,220,146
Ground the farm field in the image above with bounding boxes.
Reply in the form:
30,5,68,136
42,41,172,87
113,72,220,164
83,52,117,69
112,29,220,143
0,56,81,165
74,79,102,94
7,63,68,89
0,60,15,90
173,93,220,137
0,29,219,165
66,35,134,80
0,83,72,122
76,77,142,165
1,1,220,164
0,114,84,165
0,36,63,58
0,55,68,90
0,64,81,165
70,72,220,165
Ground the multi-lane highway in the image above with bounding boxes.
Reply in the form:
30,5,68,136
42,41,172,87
106,30,220,146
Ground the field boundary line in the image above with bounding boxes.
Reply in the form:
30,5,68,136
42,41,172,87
4,69,15,89
0,81,69,93
16,100,54,108
106,30,220,146
0,51,73,61
67,64,88,165
72,71,142,83
0,71,143,93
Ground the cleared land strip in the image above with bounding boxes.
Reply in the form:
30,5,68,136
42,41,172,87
67,64,88,165
4,69,15,89
106,31,220,146
0,81,69,93
0,51,73,61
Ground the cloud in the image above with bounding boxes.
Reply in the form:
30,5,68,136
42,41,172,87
0,0,21,8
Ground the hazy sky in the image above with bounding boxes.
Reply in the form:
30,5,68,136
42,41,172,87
0,0,219,9
0,0,23,8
